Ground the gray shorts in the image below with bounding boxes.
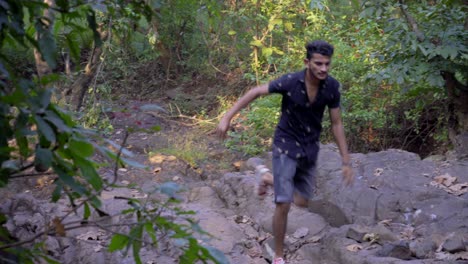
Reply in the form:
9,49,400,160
272,152,316,203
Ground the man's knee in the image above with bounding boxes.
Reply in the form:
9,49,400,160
294,193,309,208
275,202,291,214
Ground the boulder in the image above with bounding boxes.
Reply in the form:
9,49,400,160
313,144,468,240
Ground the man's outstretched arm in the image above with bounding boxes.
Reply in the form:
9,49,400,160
216,84,270,139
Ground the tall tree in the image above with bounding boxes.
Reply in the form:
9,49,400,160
360,0,467,147
34,0,55,78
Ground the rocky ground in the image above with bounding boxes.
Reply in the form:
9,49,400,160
1,99,468,264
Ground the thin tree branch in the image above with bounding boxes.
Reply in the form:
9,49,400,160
0,218,144,251
10,172,55,179
10,163,34,175
111,131,129,185
443,71,468,93
398,0,425,42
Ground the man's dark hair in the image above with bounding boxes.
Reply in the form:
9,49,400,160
306,40,334,59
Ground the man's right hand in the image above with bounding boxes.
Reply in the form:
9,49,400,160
216,116,230,140
214,84,269,140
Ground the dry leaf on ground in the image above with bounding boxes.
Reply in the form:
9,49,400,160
378,219,392,226
166,155,177,161
346,244,363,252
434,173,457,186
232,161,243,170
52,217,66,237
149,154,165,164
430,173,468,196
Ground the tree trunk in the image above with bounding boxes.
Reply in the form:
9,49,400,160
444,8,468,155
67,26,109,111
399,0,468,154
443,71,468,155
34,0,55,78
150,18,172,82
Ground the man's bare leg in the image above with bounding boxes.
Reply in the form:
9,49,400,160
257,166,274,195
259,172,309,208
262,171,274,185
273,202,291,260
293,192,309,208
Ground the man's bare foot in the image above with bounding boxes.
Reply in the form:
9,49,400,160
258,180,268,196
256,165,273,196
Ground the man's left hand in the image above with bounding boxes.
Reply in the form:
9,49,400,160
342,164,354,186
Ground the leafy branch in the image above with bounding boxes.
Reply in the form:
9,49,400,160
0,1,227,263
398,0,425,42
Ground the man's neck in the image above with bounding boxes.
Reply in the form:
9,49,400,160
305,69,321,88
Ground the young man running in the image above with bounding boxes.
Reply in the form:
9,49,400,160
216,40,354,264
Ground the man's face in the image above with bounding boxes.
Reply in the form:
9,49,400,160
304,53,331,81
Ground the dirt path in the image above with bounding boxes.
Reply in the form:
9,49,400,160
97,99,277,263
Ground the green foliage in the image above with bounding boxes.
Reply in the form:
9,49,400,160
360,0,467,88
217,0,464,156
153,133,209,168
225,95,280,155
80,85,114,132
0,0,225,263
107,182,228,264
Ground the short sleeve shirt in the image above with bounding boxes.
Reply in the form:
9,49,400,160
268,69,341,163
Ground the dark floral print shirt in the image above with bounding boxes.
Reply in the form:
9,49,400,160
268,69,341,163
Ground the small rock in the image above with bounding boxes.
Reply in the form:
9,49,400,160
261,237,292,261
262,237,275,261
172,176,180,181
244,240,263,258
139,103,167,113
292,227,309,239
287,235,298,244
234,215,250,224
93,244,104,252
246,157,265,169
378,241,412,260
346,225,368,242
77,231,99,241
371,224,398,242
373,168,384,176
442,235,466,253
423,155,446,162
409,238,436,259
45,236,61,257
